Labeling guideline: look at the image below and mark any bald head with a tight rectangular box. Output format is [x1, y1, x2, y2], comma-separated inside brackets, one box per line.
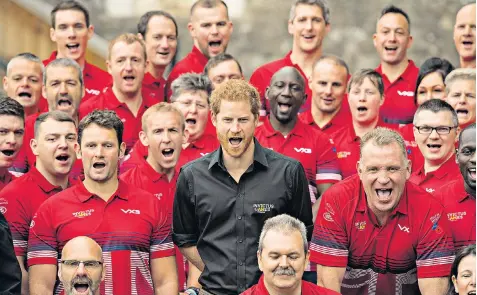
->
[270, 66, 305, 90]
[62, 236, 102, 261]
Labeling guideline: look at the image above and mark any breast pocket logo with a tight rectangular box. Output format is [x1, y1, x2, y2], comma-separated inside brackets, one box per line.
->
[253, 204, 274, 214]
[72, 209, 94, 218]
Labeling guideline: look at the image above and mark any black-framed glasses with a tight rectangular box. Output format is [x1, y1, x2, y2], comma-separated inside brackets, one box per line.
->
[60, 260, 102, 270]
[414, 126, 457, 135]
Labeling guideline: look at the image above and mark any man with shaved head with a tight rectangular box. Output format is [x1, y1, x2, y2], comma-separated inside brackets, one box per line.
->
[454, 3, 476, 69]
[59, 236, 104, 295]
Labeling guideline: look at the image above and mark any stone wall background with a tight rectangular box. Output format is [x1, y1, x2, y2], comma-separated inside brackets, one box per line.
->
[41, 0, 475, 78]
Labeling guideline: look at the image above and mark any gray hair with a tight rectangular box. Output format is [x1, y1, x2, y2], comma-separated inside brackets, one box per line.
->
[170, 73, 213, 103]
[445, 68, 476, 95]
[360, 127, 408, 163]
[43, 58, 84, 90]
[258, 214, 308, 254]
[413, 99, 459, 128]
[6, 53, 44, 76]
[289, 0, 330, 25]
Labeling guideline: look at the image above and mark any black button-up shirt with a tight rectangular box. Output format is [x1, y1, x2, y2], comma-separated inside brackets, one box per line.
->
[173, 139, 313, 295]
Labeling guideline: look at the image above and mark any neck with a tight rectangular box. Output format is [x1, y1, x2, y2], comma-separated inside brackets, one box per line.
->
[265, 280, 302, 295]
[56, 52, 86, 69]
[35, 161, 69, 189]
[147, 63, 166, 80]
[269, 115, 297, 137]
[311, 105, 340, 128]
[146, 155, 175, 182]
[112, 86, 143, 116]
[222, 139, 255, 175]
[460, 57, 476, 69]
[424, 152, 454, 174]
[380, 59, 409, 83]
[83, 176, 119, 202]
[0, 167, 8, 180]
[24, 105, 39, 117]
[352, 117, 379, 138]
[290, 46, 322, 78]
[464, 182, 476, 199]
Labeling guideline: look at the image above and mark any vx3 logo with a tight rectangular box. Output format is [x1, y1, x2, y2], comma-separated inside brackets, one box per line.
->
[294, 148, 312, 154]
[397, 90, 414, 97]
[121, 209, 141, 214]
[398, 224, 410, 233]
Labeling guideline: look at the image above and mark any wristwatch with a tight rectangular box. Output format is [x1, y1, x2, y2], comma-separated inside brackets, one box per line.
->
[184, 287, 200, 295]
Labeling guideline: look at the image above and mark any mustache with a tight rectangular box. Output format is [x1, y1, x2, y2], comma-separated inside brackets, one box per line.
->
[273, 267, 296, 276]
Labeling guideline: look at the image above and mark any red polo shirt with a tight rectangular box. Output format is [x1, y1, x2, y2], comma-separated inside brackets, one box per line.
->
[298, 107, 352, 136]
[399, 124, 424, 171]
[79, 87, 156, 153]
[435, 178, 476, 250]
[330, 121, 396, 179]
[375, 60, 419, 124]
[40, 51, 110, 110]
[119, 159, 187, 290]
[310, 175, 455, 295]
[143, 72, 166, 102]
[0, 167, 64, 257]
[409, 155, 462, 195]
[249, 51, 312, 119]
[165, 46, 208, 99]
[17, 113, 83, 180]
[0, 171, 18, 192]
[120, 133, 219, 174]
[255, 118, 342, 204]
[27, 179, 174, 295]
[241, 274, 340, 295]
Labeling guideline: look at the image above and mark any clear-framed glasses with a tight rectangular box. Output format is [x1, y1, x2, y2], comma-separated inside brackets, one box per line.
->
[60, 260, 102, 271]
[363, 166, 407, 176]
[414, 126, 457, 135]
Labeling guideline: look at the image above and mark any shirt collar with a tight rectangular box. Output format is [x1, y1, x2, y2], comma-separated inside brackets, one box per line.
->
[347, 119, 390, 144]
[30, 166, 64, 193]
[191, 46, 209, 66]
[299, 110, 315, 126]
[356, 177, 408, 216]
[188, 133, 214, 150]
[75, 179, 129, 202]
[376, 60, 416, 83]
[48, 51, 93, 78]
[416, 154, 458, 179]
[208, 138, 269, 170]
[262, 117, 307, 138]
[101, 87, 155, 110]
[139, 158, 176, 183]
[143, 72, 165, 87]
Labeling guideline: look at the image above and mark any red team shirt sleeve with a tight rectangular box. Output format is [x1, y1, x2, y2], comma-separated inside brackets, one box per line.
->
[415, 203, 455, 278]
[316, 133, 342, 185]
[1, 190, 29, 257]
[27, 201, 58, 266]
[309, 189, 349, 267]
[150, 198, 175, 259]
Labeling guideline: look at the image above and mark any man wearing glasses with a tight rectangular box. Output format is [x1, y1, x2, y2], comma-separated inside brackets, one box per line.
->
[409, 99, 462, 194]
[310, 127, 455, 295]
[58, 236, 104, 295]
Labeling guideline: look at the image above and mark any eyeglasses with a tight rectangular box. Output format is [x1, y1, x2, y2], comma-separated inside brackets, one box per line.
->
[414, 126, 457, 135]
[60, 260, 102, 271]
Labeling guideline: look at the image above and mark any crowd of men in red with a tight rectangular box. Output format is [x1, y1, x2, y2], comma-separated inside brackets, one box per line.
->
[0, 0, 475, 294]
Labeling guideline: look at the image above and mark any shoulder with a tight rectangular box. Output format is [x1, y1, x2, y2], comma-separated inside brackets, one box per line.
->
[86, 62, 109, 78]
[406, 181, 444, 212]
[251, 57, 288, 77]
[322, 175, 361, 207]
[302, 280, 341, 295]
[240, 285, 258, 295]
[0, 172, 31, 198]
[433, 178, 464, 205]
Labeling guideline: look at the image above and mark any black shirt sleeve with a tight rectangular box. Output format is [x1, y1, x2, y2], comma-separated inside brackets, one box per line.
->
[0, 212, 21, 295]
[289, 162, 314, 241]
[173, 168, 199, 247]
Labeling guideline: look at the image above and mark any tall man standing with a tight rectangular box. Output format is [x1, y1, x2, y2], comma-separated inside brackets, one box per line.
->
[173, 79, 313, 295]
[250, 0, 331, 119]
[166, 0, 233, 97]
[454, 3, 476, 69]
[45, 0, 110, 103]
[373, 5, 419, 124]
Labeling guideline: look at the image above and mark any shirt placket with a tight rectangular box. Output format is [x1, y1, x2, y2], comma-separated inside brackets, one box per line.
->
[374, 216, 399, 295]
[235, 176, 247, 293]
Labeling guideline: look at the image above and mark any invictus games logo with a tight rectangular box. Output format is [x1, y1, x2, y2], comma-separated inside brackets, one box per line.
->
[72, 209, 94, 218]
[337, 151, 351, 159]
[253, 204, 274, 214]
[447, 211, 466, 222]
[355, 221, 366, 231]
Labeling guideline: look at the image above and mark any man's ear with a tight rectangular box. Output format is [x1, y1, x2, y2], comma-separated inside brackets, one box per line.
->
[257, 251, 263, 272]
[182, 128, 190, 144]
[139, 130, 149, 147]
[75, 143, 82, 160]
[31, 138, 39, 156]
[119, 142, 127, 159]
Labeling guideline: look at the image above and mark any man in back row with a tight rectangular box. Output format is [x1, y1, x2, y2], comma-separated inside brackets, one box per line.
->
[250, 0, 331, 119]
[166, 0, 233, 98]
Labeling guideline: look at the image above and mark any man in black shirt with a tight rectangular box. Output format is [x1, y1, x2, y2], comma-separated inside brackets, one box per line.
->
[173, 79, 313, 295]
[0, 212, 22, 295]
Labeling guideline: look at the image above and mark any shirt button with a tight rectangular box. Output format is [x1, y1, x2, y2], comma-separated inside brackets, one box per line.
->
[237, 216, 242, 220]
[238, 239, 243, 243]
[239, 261, 243, 265]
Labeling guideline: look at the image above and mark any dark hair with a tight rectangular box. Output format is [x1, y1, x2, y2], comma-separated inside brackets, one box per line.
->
[459, 122, 476, 145]
[414, 57, 455, 105]
[51, 0, 90, 28]
[448, 244, 476, 295]
[78, 110, 123, 146]
[34, 111, 76, 139]
[190, 0, 229, 19]
[137, 10, 178, 39]
[0, 96, 25, 123]
[413, 99, 459, 127]
[203, 53, 243, 76]
[379, 5, 411, 33]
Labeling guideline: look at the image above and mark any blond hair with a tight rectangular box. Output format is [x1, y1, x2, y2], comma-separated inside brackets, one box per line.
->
[445, 68, 476, 95]
[210, 79, 261, 117]
[141, 102, 185, 133]
[108, 33, 147, 61]
[360, 127, 407, 161]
